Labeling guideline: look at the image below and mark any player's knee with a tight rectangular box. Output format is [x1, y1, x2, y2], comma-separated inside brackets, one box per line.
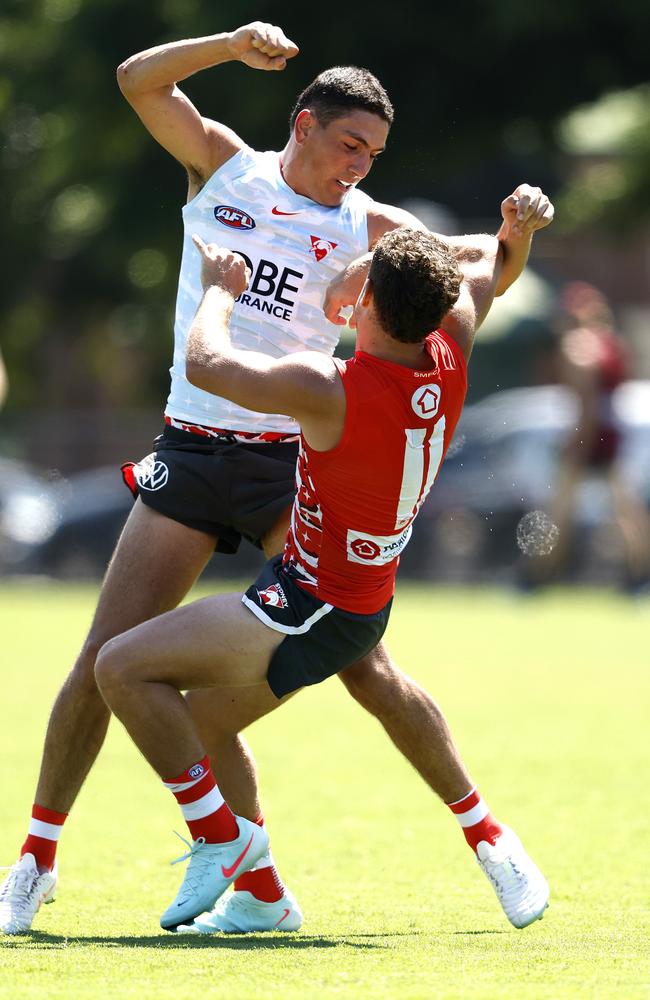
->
[71, 623, 125, 687]
[94, 636, 133, 707]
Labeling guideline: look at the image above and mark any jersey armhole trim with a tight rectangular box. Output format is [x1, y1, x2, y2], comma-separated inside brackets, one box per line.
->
[304, 356, 356, 459]
[182, 144, 255, 215]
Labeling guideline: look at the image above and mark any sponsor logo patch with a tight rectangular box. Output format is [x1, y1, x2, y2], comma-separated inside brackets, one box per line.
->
[411, 384, 441, 419]
[272, 206, 301, 216]
[234, 252, 304, 323]
[214, 205, 256, 230]
[309, 236, 338, 262]
[258, 583, 288, 608]
[134, 455, 169, 492]
[350, 539, 381, 561]
[188, 764, 205, 779]
[346, 525, 413, 566]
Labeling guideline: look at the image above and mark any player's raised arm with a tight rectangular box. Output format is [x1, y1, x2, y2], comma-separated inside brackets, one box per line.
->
[116, 23, 299, 188]
[441, 184, 554, 361]
[186, 237, 344, 447]
[324, 189, 553, 326]
[324, 203, 428, 326]
[492, 184, 554, 296]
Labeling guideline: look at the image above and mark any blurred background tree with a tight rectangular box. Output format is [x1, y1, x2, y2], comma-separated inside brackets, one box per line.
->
[1, 0, 649, 430]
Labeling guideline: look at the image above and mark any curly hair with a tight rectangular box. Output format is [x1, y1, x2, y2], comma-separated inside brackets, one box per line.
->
[289, 66, 394, 130]
[368, 229, 462, 344]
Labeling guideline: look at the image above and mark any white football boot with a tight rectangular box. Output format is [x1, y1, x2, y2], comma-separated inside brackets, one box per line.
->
[0, 854, 57, 935]
[160, 818, 269, 931]
[476, 825, 549, 928]
[178, 886, 303, 934]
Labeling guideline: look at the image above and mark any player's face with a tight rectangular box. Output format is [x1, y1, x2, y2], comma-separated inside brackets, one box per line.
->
[301, 110, 389, 206]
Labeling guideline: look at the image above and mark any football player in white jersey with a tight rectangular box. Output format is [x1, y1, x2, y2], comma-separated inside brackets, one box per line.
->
[0, 21, 549, 936]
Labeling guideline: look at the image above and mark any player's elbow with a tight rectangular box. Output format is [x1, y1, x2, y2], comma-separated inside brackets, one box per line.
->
[116, 60, 133, 94]
[185, 356, 213, 393]
[116, 58, 147, 98]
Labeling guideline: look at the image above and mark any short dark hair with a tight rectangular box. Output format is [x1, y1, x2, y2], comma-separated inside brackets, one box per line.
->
[368, 229, 462, 344]
[289, 66, 394, 130]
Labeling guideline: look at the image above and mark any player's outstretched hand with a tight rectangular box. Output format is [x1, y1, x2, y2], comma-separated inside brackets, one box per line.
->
[227, 22, 299, 71]
[502, 185, 554, 237]
[192, 235, 251, 297]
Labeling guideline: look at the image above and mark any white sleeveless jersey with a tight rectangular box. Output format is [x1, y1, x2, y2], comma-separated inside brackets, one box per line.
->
[166, 145, 372, 433]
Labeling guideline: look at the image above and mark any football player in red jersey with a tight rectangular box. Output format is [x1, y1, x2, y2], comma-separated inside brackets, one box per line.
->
[0, 18, 550, 936]
[93, 192, 554, 934]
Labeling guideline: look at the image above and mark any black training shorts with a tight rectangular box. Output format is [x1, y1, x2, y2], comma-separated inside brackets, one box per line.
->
[121, 425, 298, 554]
[243, 555, 393, 699]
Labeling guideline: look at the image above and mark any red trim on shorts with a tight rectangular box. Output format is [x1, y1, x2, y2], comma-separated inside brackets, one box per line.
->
[164, 415, 299, 444]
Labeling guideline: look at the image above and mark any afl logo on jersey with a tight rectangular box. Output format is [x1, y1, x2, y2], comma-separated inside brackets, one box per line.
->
[134, 456, 170, 492]
[411, 384, 441, 419]
[214, 205, 256, 230]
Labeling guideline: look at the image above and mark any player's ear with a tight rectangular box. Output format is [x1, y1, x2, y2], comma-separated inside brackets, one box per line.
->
[294, 109, 314, 144]
[360, 277, 374, 308]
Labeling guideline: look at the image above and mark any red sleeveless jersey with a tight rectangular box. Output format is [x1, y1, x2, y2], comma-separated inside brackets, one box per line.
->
[282, 329, 468, 613]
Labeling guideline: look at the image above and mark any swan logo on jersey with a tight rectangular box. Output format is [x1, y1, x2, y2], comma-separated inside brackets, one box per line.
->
[346, 525, 413, 566]
[188, 764, 205, 779]
[134, 455, 169, 492]
[214, 205, 256, 230]
[258, 583, 288, 608]
[411, 384, 441, 419]
[309, 236, 338, 262]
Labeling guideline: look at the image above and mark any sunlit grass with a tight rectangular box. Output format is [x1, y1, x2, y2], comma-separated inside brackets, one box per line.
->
[1, 581, 648, 998]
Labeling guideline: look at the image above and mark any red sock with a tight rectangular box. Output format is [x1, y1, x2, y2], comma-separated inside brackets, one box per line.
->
[233, 814, 285, 903]
[21, 804, 68, 871]
[448, 788, 503, 852]
[163, 756, 238, 843]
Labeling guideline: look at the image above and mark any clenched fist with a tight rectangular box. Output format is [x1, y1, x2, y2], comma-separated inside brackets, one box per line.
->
[227, 22, 299, 71]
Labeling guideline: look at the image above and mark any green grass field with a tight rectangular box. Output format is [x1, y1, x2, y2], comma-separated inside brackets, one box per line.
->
[1, 581, 648, 999]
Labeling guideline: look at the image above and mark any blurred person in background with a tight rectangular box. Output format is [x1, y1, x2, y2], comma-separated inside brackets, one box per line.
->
[529, 282, 650, 590]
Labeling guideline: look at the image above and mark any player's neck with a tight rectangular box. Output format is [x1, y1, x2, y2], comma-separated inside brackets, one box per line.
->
[279, 144, 313, 201]
[356, 327, 433, 371]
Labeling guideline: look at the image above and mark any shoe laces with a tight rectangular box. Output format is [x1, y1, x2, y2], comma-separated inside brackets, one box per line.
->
[170, 831, 205, 866]
[0, 862, 38, 909]
[169, 833, 218, 899]
[481, 853, 528, 903]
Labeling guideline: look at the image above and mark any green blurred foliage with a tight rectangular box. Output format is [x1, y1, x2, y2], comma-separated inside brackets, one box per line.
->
[1, 0, 649, 411]
[556, 85, 650, 232]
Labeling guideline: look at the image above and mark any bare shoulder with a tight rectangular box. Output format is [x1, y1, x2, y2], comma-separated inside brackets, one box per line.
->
[446, 233, 499, 266]
[277, 350, 340, 384]
[202, 117, 246, 174]
[181, 117, 246, 196]
[440, 285, 476, 363]
[367, 201, 427, 247]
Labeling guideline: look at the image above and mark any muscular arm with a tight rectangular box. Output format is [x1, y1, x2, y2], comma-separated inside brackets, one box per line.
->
[440, 235, 504, 362]
[324, 184, 553, 328]
[493, 185, 553, 296]
[185, 240, 345, 450]
[116, 23, 298, 191]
